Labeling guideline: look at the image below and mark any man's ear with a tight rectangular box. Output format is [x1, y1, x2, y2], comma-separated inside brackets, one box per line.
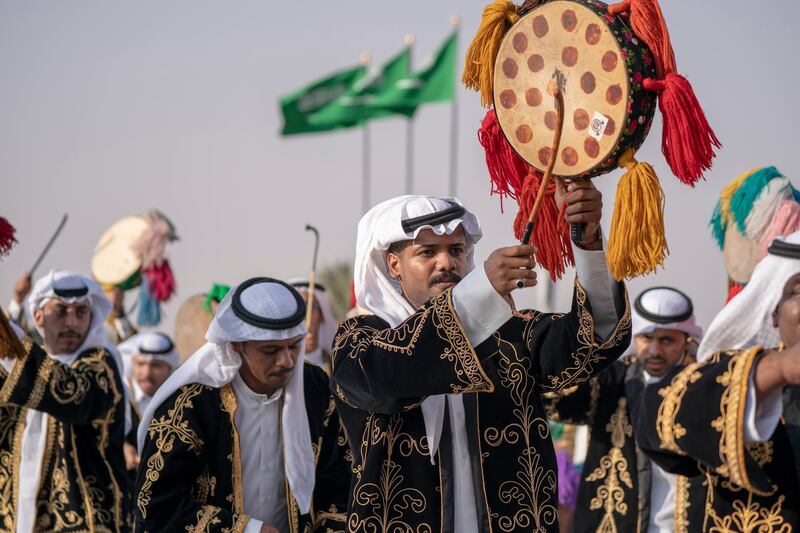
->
[772, 304, 781, 328]
[386, 252, 402, 280]
[33, 308, 44, 328]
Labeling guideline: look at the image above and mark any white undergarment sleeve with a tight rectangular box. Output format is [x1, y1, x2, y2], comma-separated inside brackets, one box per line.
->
[572, 238, 621, 340]
[451, 265, 513, 347]
[744, 364, 784, 443]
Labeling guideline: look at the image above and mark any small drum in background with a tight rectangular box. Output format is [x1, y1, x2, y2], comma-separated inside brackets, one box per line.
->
[91, 215, 149, 288]
[493, 0, 656, 178]
[174, 294, 216, 364]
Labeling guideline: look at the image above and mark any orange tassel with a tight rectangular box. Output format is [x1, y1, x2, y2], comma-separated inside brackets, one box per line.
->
[514, 170, 574, 281]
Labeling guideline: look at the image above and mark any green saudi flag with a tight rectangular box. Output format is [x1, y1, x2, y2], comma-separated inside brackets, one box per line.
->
[279, 65, 367, 136]
[369, 31, 457, 111]
[309, 48, 415, 127]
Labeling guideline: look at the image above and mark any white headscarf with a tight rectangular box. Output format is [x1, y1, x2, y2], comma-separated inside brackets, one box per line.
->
[138, 278, 315, 513]
[632, 287, 703, 340]
[119, 331, 180, 380]
[289, 278, 337, 367]
[699, 231, 800, 361]
[354, 195, 482, 463]
[8, 271, 125, 533]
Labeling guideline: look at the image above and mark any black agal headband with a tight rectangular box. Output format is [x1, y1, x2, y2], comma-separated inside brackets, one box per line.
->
[634, 286, 694, 324]
[401, 202, 466, 234]
[231, 277, 306, 330]
[768, 239, 800, 260]
[53, 284, 89, 298]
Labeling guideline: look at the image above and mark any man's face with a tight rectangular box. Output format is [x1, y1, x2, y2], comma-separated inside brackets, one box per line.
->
[34, 299, 92, 354]
[299, 293, 323, 353]
[773, 273, 800, 348]
[131, 355, 172, 397]
[386, 228, 468, 309]
[634, 328, 690, 377]
[233, 336, 304, 395]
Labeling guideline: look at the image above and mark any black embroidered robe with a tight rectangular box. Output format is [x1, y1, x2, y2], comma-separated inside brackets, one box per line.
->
[635, 347, 800, 532]
[0, 340, 129, 532]
[544, 355, 705, 532]
[330, 283, 631, 533]
[134, 361, 350, 533]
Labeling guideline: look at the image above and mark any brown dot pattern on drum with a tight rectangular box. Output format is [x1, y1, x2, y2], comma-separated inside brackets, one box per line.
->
[585, 23, 601, 45]
[573, 109, 590, 130]
[562, 46, 578, 67]
[580, 72, 596, 94]
[544, 111, 557, 131]
[516, 124, 534, 143]
[492, 2, 630, 177]
[502, 58, 519, 78]
[604, 116, 616, 135]
[538, 147, 552, 166]
[533, 15, 549, 38]
[584, 137, 600, 158]
[601, 50, 618, 72]
[527, 54, 545, 73]
[526, 88, 543, 107]
[513, 32, 528, 53]
[562, 147, 579, 166]
[606, 84, 623, 105]
[561, 9, 577, 31]
[499, 89, 517, 109]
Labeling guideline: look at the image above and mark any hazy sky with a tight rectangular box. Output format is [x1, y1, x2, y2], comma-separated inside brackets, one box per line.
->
[1, 1, 798, 334]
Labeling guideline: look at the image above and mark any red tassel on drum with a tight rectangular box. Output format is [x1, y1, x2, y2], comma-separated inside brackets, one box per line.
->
[608, 0, 720, 186]
[644, 74, 721, 186]
[479, 109, 529, 211]
[514, 170, 574, 281]
[142, 259, 176, 302]
[0, 217, 17, 257]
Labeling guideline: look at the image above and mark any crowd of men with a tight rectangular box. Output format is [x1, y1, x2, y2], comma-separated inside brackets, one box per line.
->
[2, 182, 800, 532]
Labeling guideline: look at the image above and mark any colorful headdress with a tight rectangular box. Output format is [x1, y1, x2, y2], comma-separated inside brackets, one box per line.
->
[463, 0, 719, 280]
[709, 166, 800, 301]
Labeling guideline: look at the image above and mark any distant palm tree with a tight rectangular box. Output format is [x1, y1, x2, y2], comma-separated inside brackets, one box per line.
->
[318, 261, 354, 322]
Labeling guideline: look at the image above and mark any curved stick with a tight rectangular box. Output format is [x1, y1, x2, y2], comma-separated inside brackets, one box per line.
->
[31, 213, 68, 275]
[304, 225, 320, 329]
[517, 72, 566, 290]
[520, 72, 565, 246]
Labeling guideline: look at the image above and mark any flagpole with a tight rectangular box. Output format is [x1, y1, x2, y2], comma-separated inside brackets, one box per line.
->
[360, 52, 371, 214]
[404, 34, 415, 195]
[448, 16, 461, 197]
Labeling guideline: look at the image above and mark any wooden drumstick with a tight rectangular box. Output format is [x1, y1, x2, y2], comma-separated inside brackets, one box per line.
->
[517, 70, 566, 289]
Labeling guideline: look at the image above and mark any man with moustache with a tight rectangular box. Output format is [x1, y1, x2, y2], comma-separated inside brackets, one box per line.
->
[545, 286, 704, 532]
[134, 277, 350, 533]
[0, 270, 129, 532]
[331, 191, 631, 533]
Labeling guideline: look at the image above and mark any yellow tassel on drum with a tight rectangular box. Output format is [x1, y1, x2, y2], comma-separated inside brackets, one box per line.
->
[608, 149, 669, 280]
[462, 0, 519, 107]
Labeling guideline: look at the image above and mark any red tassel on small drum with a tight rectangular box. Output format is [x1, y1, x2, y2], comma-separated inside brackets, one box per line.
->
[479, 109, 529, 211]
[0, 217, 17, 257]
[142, 259, 176, 302]
[514, 170, 574, 281]
[643, 74, 721, 186]
[608, 0, 720, 186]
